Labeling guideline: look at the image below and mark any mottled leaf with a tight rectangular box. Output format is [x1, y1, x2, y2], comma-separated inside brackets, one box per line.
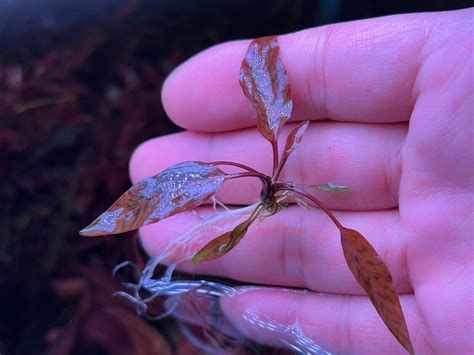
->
[192, 214, 255, 263]
[239, 36, 293, 145]
[340, 227, 414, 354]
[80, 161, 225, 237]
[315, 183, 349, 192]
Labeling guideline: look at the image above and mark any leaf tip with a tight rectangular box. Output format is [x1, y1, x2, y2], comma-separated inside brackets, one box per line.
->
[190, 254, 202, 263]
[79, 221, 109, 237]
[78, 208, 123, 237]
[339, 227, 414, 354]
[191, 247, 222, 264]
[78, 227, 92, 237]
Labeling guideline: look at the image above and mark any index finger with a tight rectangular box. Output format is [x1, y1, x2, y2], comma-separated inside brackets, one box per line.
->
[162, 11, 448, 131]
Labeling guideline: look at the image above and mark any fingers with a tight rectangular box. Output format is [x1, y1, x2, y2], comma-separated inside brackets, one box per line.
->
[161, 12, 449, 132]
[140, 206, 411, 295]
[219, 288, 424, 354]
[130, 121, 405, 210]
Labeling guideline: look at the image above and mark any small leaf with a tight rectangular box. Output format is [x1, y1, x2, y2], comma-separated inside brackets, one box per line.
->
[340, 227, 414, 354]
[315, 183, 349, 192]
[192, 213, 256, 263]
[239, 36, 293, 145]
[274, 121, 309, 179]
[283, 121, 309, 155]
[191, 232, 233, 263]
[80, 161, 225, 237]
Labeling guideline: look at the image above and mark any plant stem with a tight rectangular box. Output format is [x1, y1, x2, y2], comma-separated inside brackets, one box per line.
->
[272, 142, 279, 176]
[281, 185, 343, 230]
[248, 203, 264, 223]
[212, 161, 261, 174]
[225, 172, 270, 185]
[272, 155, 288, 182]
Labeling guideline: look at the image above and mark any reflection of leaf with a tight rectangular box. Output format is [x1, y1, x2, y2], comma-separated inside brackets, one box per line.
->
[239, 36, 292, 145]
[80, 161, 225, 236]
[192, 207, 261, 263]
[340, 228, 413, 354]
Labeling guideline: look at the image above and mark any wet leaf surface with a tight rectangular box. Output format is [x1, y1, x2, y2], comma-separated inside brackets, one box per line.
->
[80, 161, 225, 236]
[239, 36, 293, 145]
[340, 227, 414, 354]
[192, 216, 255, 263]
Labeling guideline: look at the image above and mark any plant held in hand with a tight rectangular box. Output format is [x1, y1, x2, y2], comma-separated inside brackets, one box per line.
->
[81, 36, 414, 354]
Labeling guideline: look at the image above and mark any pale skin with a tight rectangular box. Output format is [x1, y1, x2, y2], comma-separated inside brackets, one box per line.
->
[129, 9, 473, 354]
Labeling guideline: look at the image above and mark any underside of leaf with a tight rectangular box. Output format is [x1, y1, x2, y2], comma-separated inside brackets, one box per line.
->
[239, 36, 293, 145]
[192, 206, 262, 263]
[340, 227, 414, 354]
[80, 161, 225, 237]
[191, 232, 233, 263]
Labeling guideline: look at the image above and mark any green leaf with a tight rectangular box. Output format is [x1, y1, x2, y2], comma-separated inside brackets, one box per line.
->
[315, 183, 349, 192]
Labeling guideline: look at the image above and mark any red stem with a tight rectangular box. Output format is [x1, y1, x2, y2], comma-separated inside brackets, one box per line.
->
[225, 171, 270, 185]
[281, 185, 344, 230]
[272, 142, 279, 176]
[272, 154, 288, 182]
[212, 161, 261, 174]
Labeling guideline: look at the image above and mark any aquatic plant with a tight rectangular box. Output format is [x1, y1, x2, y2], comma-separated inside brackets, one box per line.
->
[81, 36, 413, 354]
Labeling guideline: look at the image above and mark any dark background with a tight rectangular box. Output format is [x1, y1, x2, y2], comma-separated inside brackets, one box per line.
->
[0, 1, 471, 354]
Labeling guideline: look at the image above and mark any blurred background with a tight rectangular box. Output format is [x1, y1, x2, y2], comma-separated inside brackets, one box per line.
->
[0, 1, 471, 354]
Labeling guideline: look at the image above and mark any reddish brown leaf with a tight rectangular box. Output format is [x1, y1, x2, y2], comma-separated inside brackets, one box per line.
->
[191, 232, 232, 263]
[274, 121, 309, 179]
[340, 227, 414, 354]
[283, 121, 309, 155]
[192, 210, 259, 263]
[239, 36, 293, 145]
[80, 161, 225, 236]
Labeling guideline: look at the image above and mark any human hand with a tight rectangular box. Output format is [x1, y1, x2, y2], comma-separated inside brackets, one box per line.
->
[130, 9, 473, 354]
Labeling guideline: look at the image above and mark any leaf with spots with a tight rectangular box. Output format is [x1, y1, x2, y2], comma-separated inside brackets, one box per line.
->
[239, 36, 293, 172]
[340, 227, 414, 354]
[274, 121, 309, 179]
[80, 161, 226, 237]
